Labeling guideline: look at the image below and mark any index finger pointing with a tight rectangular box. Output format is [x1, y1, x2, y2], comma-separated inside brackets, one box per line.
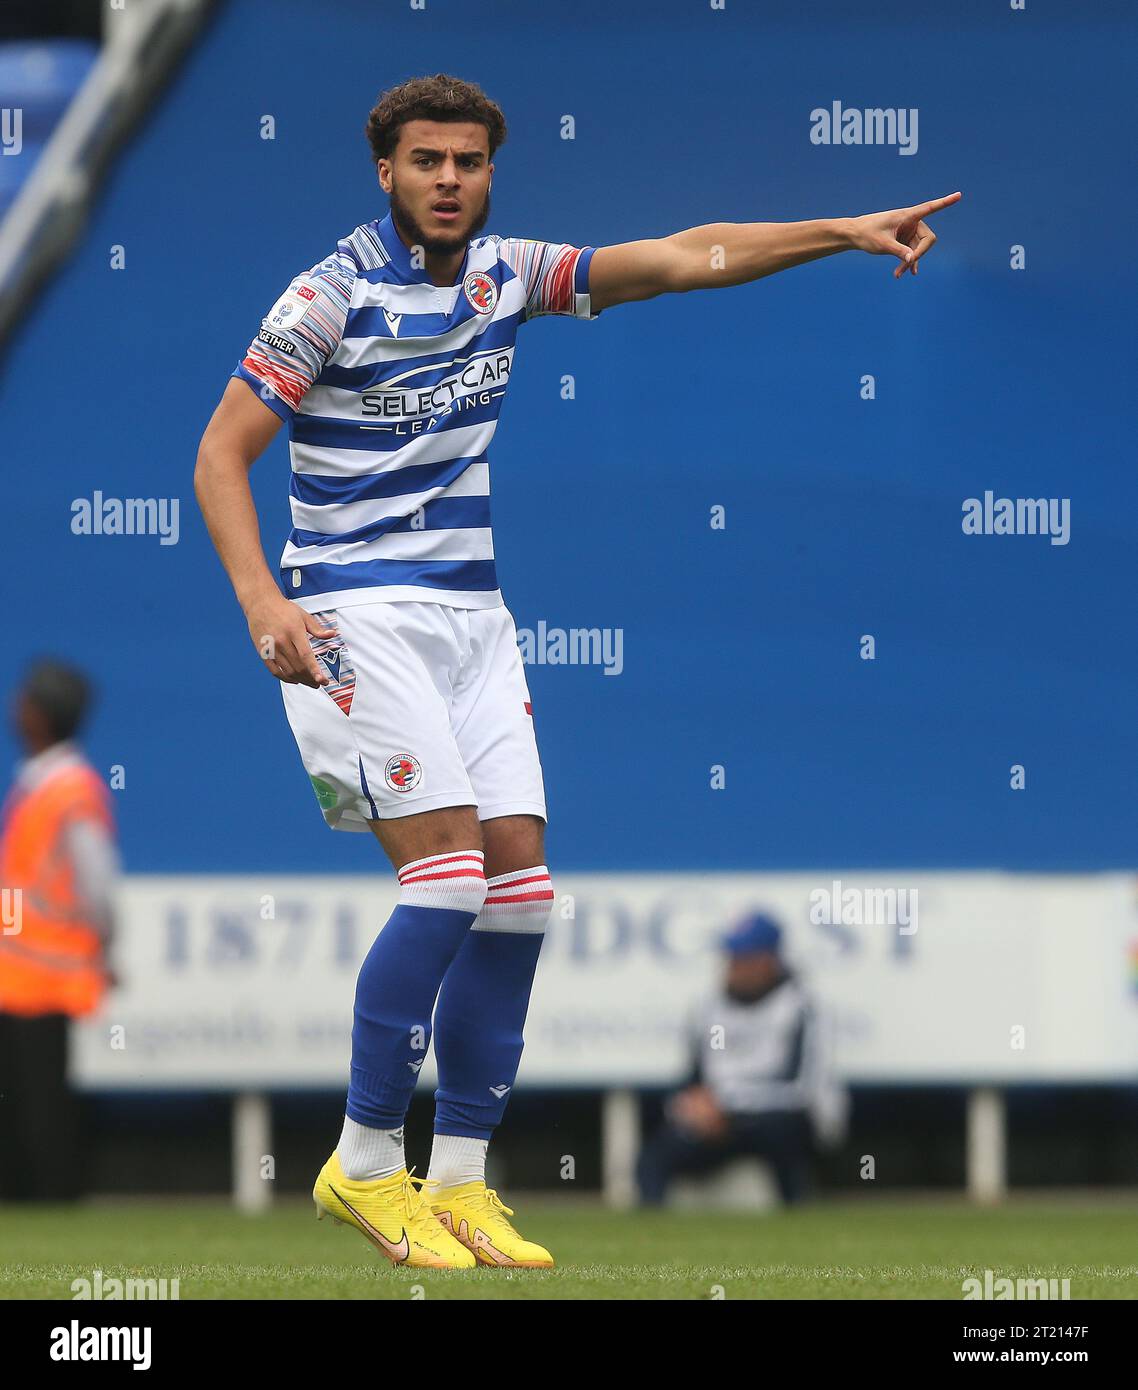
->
[917, 191, 962, 218]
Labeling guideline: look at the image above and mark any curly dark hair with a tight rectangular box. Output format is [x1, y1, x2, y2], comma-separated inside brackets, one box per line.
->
[365, 74, 507, 164]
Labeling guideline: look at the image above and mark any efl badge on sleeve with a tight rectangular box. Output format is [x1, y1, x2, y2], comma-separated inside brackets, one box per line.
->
[267, 280, 318, 330]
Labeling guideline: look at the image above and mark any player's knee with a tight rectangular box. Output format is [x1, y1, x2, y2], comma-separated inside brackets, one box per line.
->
[482, 814, 544, 877]
[370, 805, 483, 869]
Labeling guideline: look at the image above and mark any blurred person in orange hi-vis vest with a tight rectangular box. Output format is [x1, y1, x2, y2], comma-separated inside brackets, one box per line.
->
[0, 659, 120, 1201]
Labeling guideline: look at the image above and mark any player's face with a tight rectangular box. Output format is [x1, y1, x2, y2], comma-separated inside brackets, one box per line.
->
[381, 119, 493, 256]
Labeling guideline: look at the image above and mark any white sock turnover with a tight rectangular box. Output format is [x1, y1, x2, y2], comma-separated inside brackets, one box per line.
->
[427, 1134, 488, 1189]
[337, 1115, 406, 1181]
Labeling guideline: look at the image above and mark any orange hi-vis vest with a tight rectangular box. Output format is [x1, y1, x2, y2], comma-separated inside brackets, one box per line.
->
[0, 758, 114, 1017]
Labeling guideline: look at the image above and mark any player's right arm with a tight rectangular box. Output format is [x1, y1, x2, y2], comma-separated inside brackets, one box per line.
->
[196, 255, 354, 687]
[195, 381, 331, 688]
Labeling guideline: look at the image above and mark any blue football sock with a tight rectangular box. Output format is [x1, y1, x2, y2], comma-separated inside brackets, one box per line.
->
[433, 866, 554, 1140]
[345, 850, 486, 1130]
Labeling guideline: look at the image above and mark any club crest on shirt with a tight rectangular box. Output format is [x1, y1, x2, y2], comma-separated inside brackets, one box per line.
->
[462, 270, 497, 315]
[385, 753, 422, 792]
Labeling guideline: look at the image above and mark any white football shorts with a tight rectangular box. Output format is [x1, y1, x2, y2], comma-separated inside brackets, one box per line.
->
[279, 601, 547, 830]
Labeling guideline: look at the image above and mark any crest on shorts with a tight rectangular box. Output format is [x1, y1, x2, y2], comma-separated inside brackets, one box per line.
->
[385, 753, 422, 793]
[462, 270, 497, 315]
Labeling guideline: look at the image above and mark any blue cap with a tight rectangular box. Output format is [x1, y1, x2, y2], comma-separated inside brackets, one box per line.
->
[721, 912, 782, 957]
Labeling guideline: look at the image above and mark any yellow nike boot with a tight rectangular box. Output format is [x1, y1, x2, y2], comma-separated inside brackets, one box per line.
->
[313, 1152, 476, 1269]
[430, 1181, 554, 1268]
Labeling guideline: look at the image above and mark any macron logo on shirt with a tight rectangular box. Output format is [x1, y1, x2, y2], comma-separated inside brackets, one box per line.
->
[383, 307, 402, 338]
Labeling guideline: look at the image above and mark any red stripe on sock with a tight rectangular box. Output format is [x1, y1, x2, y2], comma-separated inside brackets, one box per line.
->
[485, 890, 556, 904]
[401, 874, 486, 890]
[399, 852, 484, 872]
[399, 853, 484, 881]
[486, 873, 551, 891]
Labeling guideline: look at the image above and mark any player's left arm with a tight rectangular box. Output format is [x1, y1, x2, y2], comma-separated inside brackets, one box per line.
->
[587, 191, 962, 311]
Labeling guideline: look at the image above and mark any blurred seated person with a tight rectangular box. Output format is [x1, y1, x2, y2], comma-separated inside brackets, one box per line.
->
[637, 912, 846, 1206]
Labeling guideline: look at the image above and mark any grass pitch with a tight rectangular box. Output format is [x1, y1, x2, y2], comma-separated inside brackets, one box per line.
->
[2, 1194, 1136, 1300]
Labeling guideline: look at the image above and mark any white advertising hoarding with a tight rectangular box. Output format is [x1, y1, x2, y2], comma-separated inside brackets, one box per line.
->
[72, 873, 1138, 1090]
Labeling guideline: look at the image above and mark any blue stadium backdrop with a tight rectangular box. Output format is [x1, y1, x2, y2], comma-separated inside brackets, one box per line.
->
[2, 0, 1135, 873]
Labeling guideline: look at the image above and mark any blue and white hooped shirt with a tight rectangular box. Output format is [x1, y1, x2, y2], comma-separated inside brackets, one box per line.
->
[232, 213, 600, 612]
